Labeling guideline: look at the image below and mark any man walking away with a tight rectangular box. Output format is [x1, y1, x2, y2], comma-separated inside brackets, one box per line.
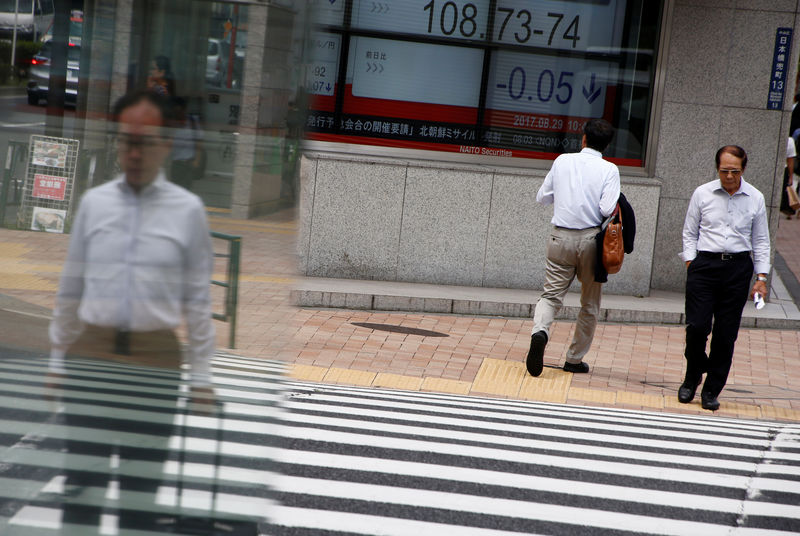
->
[526, 119, 621, 377]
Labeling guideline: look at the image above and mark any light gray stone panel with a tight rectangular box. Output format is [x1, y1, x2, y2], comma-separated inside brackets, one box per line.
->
[650, 197, 693, 292]
[603, 184, 661, 296]
[724, 11, 794, 109]
[734, 0, 797, 12]
[482, 172, 550, 289]
[397, 167, 493, 286]
[655, 102, 722, 199]
[720, 107, 784, 205]
[297, 155, 316, 274]
[306, 159, 406, 280]
[342, 293, 374, 310]
[291, 289, 321, 306]
[373, 295, 426, 312]
[452, 300, 532, 317]
[604, 309, 684, 325]
[265, 7, 295, 51]
[674, 0, 728, 6]
[663, 6, 734, 106]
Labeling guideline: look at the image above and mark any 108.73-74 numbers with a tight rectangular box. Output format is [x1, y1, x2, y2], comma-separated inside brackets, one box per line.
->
[422, 1, 581, 48]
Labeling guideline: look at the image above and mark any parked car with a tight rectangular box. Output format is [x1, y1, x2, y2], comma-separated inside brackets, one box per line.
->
[206, 38, 227, 87]
[26, 40, 80, 106]
[207, 36, 245, 89]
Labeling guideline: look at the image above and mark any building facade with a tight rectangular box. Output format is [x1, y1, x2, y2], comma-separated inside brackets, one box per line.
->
[297, 0, 800, 295]
[69, 0, 300, 219]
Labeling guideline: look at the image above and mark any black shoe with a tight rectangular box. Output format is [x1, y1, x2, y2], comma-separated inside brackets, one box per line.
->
[701, 392, 720, 411]
[563, 361, 589, 373]
[526, 331, 547, 377]
[677, 377, 701, 404]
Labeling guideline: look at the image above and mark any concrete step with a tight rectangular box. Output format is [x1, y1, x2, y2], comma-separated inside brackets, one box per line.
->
[293, 273, 800, 330]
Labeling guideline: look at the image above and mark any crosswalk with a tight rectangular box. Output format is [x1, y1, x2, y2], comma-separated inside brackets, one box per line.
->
[0, 351, 284, 535]
[1, 352, 799, 535]
[271, 377, 800, 535]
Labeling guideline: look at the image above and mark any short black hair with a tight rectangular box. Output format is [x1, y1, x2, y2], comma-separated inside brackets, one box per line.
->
[111, 89, 173, 125]
[715, 145, 748, 170]
[583, 119, 615, 152]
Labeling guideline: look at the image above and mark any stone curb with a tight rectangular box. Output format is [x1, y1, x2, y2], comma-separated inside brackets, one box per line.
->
[292, 280, 800, 330]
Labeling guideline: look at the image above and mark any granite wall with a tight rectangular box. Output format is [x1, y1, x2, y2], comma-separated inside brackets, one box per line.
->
[298, 154, 660, 296]
[650, 0, 800, 291]
[297, 1, 800, 295]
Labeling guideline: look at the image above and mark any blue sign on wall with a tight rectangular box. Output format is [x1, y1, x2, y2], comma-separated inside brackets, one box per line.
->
[767, 27, 793, 110]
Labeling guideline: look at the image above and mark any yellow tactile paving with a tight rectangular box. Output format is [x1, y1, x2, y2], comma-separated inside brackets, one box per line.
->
[210, 272, 294, 285]
[718, 402, 762, 420]
[470, 358, 526, 397]
[286, 363, 785, 423]
[568, 387, 617, 405]
[373, 373, 424, 391]
[420, 377, 472, 395]
[761, 406, 800, 422]
[212, 222, 296, 234]
[0, 274, 57, 291]
[615, 391, 665, 409]
[323, 367, 376, 386]
[0, 260, 61, 273]
[289, 364, 328, 382]
[239, 275, 295, 284]
[519, 367, 571, 403]
[0, 242, 31, 258]
[663, 396, 703, 412]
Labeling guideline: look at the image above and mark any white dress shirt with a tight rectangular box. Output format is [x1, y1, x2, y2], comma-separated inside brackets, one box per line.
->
[536, 147, 621, 229]
[681, 178, 771, 274]
[49, 172, 215, 384]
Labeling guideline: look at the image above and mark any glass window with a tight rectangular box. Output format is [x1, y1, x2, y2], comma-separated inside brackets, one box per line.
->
[304, 0, 663, 166]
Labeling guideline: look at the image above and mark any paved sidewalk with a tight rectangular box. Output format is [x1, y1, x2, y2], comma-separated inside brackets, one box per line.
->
[1, 208, 799, 422]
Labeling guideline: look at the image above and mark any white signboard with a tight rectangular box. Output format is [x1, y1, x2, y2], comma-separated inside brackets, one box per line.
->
[306, 31, 340, 97]
[492, 0, 626, 51]
[487, 51, 613, 118]
[351, 36, 484, 107]
[353, 0, 491, 42]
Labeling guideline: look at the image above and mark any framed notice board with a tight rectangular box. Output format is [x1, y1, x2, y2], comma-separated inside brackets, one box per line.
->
[19, 135, 80, 233]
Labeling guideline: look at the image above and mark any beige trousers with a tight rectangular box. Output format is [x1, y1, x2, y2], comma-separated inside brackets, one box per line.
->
[532, 226, 602, 364]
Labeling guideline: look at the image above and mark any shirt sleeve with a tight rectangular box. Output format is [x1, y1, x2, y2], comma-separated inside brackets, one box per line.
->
[788, 137, 797, 159]
[751, 193, 771, 274]
[182, 201, 216, 386]
[681, 190, 701, 262]
[49, 196, 89, 368]
[599, 166, 621, 218]
[536, 164, 555, 205]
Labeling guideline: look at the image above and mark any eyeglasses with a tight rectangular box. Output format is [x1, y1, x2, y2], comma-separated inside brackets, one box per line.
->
[115, 135, 164, 152]
[719, 169, 743, 176]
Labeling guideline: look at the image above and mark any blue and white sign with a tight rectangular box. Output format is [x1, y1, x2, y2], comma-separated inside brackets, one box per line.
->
[767, 27, 792, 110]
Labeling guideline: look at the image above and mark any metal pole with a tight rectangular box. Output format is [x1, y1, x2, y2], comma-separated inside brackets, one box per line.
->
[10, 0, 19, 80]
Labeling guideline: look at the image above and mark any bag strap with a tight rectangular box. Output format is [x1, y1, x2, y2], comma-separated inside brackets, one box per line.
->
[601, 203, 621, 231]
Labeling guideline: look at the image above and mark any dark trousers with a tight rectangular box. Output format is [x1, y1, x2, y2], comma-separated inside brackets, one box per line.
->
[684, 254, 753, 398]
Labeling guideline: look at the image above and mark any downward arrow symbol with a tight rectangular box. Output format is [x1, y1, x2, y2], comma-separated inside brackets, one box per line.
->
[582, 74, 602, 104]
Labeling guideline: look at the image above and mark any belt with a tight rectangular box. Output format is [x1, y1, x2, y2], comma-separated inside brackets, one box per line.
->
[554, 225, 601, 231]
[697, 251, 750, 261]
[83, 325, 175, 356]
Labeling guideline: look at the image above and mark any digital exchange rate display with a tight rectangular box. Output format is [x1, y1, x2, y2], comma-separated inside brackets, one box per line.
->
[305, 0, 654, 165]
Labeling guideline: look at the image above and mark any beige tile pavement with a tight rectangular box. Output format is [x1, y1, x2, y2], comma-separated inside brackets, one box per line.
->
[1, 207, 799, 423]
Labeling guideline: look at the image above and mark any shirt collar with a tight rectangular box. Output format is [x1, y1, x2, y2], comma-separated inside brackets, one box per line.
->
[713, 177, 750, 196]
[580, 147, 603, 158]
[116, 170, 168, 196]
